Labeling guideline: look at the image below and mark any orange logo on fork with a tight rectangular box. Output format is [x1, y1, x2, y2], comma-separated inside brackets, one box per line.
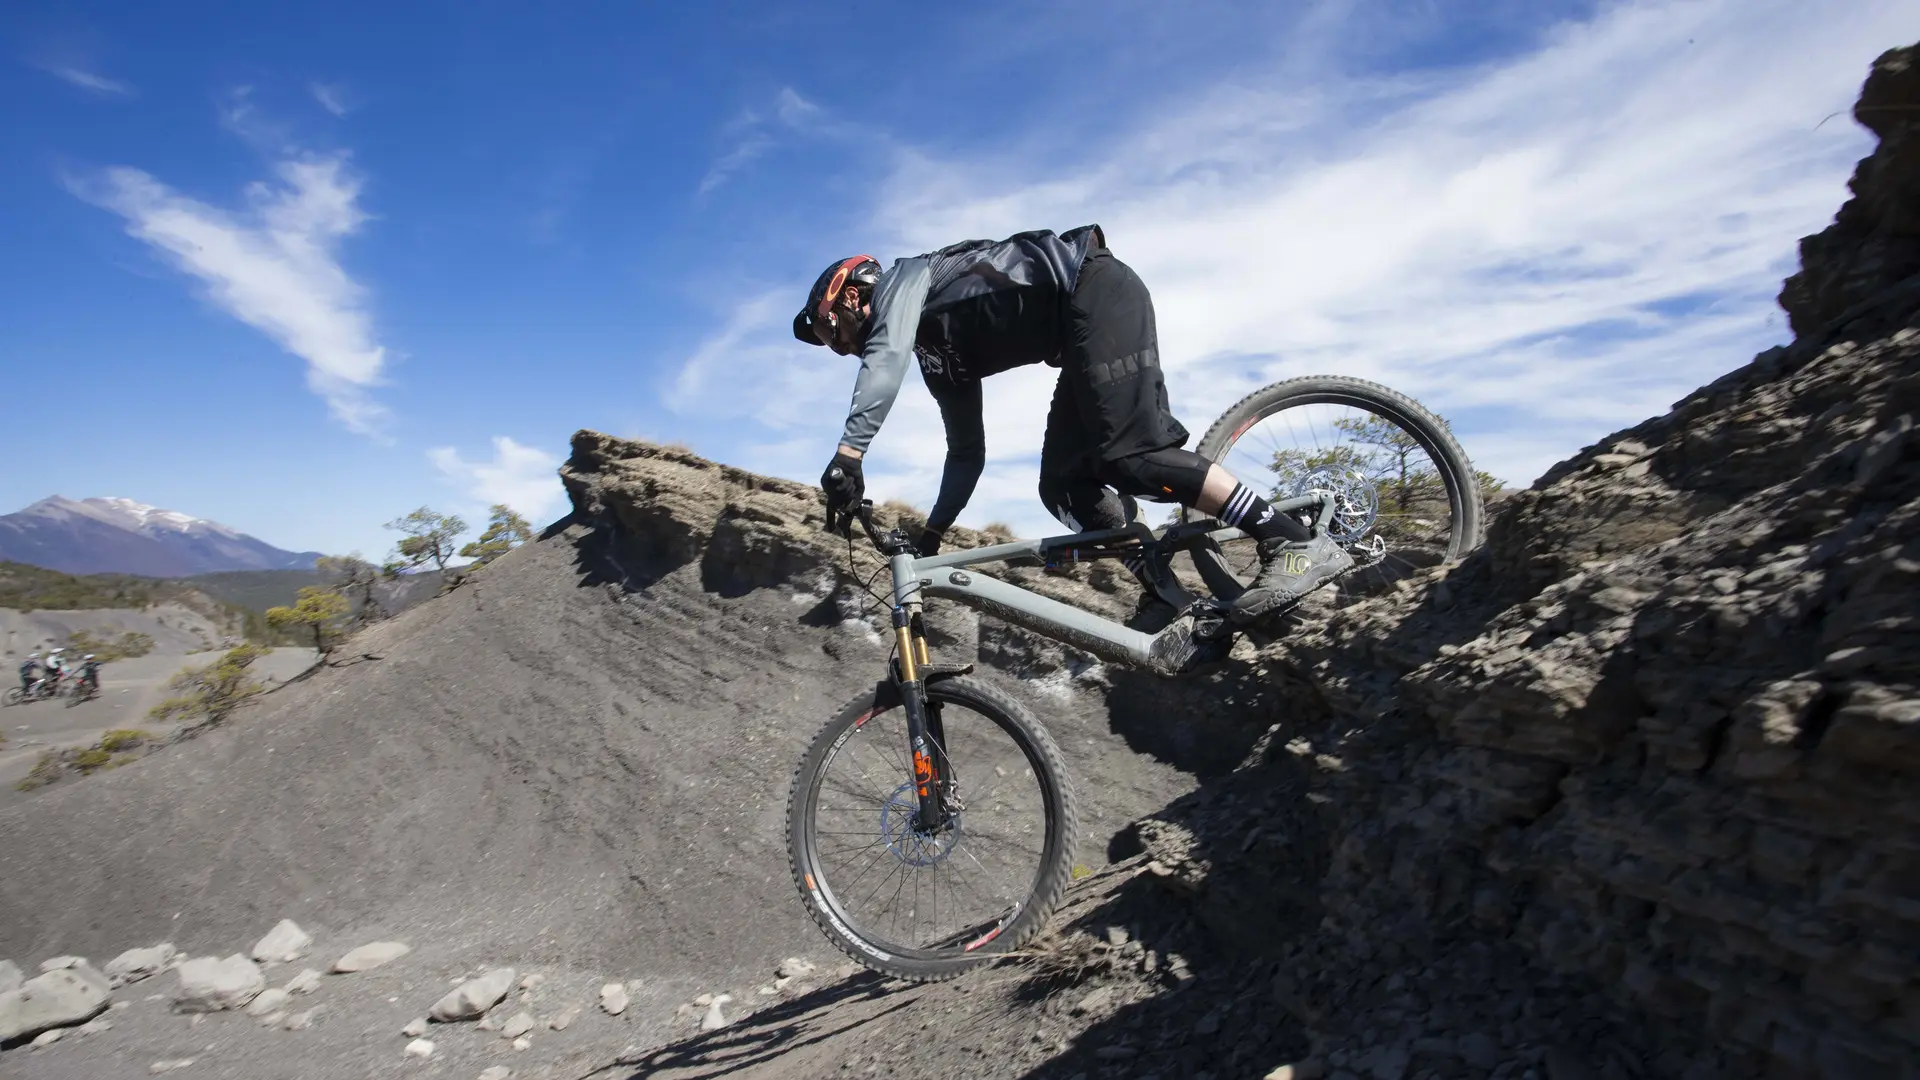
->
[913, 749, 936, 797]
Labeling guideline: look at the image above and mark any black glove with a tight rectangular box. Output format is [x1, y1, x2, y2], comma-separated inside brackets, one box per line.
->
[913, 527, 943, 557]
[820, 451, 865, 528]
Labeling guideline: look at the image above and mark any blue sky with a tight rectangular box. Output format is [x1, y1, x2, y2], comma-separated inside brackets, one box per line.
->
[1, 1, 1911, 562]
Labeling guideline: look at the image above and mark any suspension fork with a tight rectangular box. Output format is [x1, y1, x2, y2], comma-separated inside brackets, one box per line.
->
[890, 601, 951, 833]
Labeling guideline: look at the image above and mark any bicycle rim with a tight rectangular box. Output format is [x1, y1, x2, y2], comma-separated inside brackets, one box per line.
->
[1193, 377, 1483, 599]
[797, 690, 1062, 968]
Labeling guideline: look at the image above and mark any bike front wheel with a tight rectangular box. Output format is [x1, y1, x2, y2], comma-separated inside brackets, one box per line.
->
[2, 687, 21, 706]
[1186, 375, 1486, 601]
[787, 675, 1078, 982]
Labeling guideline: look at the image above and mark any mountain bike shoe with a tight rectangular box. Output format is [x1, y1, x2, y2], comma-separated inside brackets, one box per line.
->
[1231, 534, 1356, 620]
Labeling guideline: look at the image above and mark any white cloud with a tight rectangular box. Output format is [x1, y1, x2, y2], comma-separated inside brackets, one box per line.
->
[311, 82, 350, 117]
[43, 65, 133, 96]
[428, 437, 567, 524]
[670, 0, 1907, 538]
[698, 88, 828, 195]
[73, 153, 392, 435]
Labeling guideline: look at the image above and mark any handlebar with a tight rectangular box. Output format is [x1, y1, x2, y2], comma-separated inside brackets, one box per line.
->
[825, 476, 915, 557]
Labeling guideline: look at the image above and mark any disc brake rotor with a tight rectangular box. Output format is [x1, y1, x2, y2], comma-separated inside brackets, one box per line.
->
[1285, 466, 1380, 545]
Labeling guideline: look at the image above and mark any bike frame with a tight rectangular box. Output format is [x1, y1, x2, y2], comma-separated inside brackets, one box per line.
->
[841, 492, 1337, 833]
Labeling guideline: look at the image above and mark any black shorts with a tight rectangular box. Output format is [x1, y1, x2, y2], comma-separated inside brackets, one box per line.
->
[1039, 249, 1189, 484]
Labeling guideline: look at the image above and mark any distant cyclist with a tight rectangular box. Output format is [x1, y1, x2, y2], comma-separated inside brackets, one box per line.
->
[797, 225, 1351, 617]
[18, 653, 39, 697]
[77, 655, 102, 697]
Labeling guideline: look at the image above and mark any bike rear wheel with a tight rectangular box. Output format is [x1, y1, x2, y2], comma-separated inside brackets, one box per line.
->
[1186, 375, 1485, 602]
[788, 675, 1077, 982]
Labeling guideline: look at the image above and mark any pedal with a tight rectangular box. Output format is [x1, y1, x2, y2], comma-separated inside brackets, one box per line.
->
[1347, 534, 1387, 568]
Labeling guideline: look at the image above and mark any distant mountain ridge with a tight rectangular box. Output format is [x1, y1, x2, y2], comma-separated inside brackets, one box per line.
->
[0, 496, 322, 577]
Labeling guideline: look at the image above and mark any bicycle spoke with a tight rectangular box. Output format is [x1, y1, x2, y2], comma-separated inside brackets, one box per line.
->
[806, 695, 1052, 957]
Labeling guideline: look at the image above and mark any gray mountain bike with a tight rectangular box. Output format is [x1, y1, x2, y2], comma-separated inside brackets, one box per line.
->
[787, 375, 1483, 981]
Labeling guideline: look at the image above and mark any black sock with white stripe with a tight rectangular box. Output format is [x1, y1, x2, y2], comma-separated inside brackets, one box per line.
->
[1218, 483, 1308, 543]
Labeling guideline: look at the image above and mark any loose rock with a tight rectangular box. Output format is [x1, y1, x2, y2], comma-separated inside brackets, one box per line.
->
[501, 1011, 536, 1039]
[37, 956, 85, 972]
[282, 969, 323, 995]
[0, 964, 112, 1041]
[104, 944, 179, 988]
[405, 1037, 435, 1058]
[549, 1003, 581, 1030]
[173, 954, 265, 1013]
[30, 1027, 64, 1048]
[431, 967, 516, 1022]
[149, 1061, 195, 1075]
[282, 1007, 319, 1031]
[251, 919, 313, 963]
[331, 941, 410, 973]
[600, 982, 629, 1015]
[246, 988, 291, 1018]
[404, 1017, 428, 1037]
[478, 1069, 512, 1080]
[700, 994, 733, 1032]
[519, 973, 545, 991]
[77, 1017, 112, 1035]
[776, 957, 817, 979]
[512, 1035, 532, 1050]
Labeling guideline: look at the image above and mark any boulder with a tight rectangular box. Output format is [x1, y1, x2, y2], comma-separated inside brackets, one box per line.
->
[599, 982, 628, 1016]
[104, 944, 179, 988]
[173, 954, 265, 1013]
[0, 965, 112, 1042]
[429, 968, 515, 1022]
[250, 920, 313, 963]
[330, 941, 409, 973]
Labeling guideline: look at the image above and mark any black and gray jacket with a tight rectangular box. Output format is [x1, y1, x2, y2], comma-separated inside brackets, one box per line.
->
[837, 224, 1103, 532]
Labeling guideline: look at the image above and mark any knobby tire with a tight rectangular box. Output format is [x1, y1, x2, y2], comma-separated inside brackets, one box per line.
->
[1185, 374, 1485, 597]
[787, 675, 1078, 983]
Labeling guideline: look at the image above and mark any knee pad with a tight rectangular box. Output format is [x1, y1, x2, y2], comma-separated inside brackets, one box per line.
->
[1101, 447, 1210, 506]
[1037, 474, 1138, 533]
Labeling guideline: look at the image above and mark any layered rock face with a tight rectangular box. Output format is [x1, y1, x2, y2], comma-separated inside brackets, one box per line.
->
[1240, 44, 1920, 1080]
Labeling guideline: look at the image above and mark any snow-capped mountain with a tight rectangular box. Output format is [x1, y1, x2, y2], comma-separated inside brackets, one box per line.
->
[0, 496, 323, 577]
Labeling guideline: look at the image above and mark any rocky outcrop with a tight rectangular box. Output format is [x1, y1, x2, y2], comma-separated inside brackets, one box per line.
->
[1161, 44, 1920, 1080]
[1780, 47, 1920, 338]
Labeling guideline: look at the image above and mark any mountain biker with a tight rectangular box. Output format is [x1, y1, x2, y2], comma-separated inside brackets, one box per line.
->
[18, 653, 38, 696]
[44, 648, 66, 682]
[796, 225, 1352, 618]
[77, 655, 102, 696]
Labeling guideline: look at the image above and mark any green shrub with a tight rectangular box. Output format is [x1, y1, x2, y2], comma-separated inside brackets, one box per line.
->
[99, 729, 151, 753]
[71, 748, 111, 773]
[149, 644, 269, 728]
[105, 753, 138, 769]
[15, 752, 61, 792]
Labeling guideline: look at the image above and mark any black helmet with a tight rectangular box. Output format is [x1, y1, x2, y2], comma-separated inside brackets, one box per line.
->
[793, 255, 881, 347]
